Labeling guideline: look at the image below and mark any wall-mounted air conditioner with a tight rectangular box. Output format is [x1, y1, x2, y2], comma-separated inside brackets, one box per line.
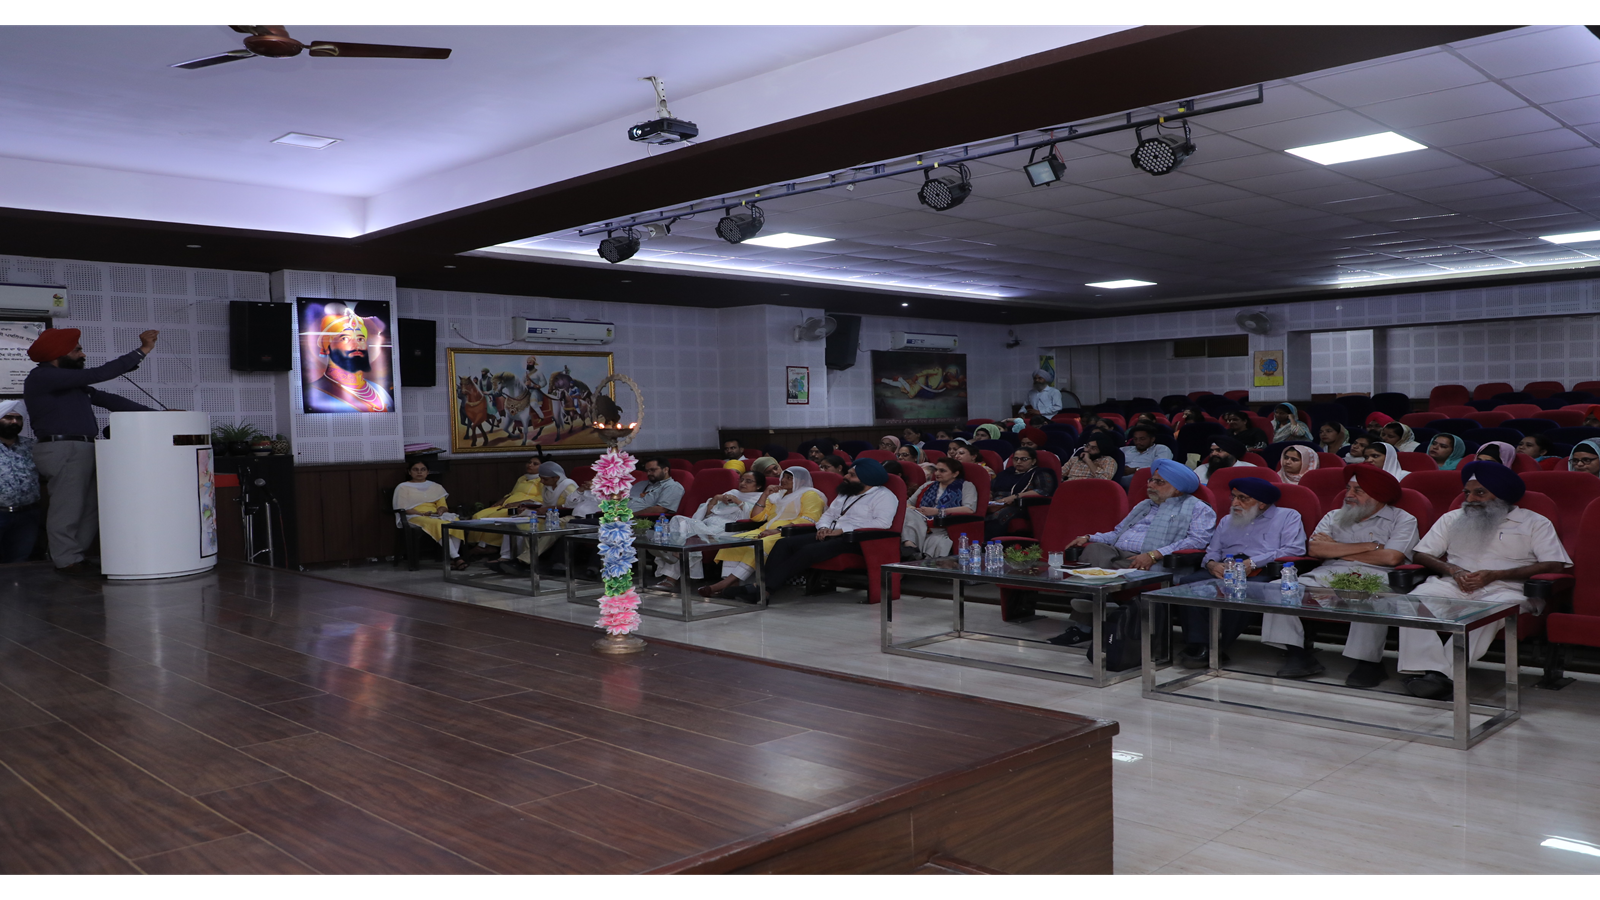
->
[0, 283, 69, 317]
[511, 317, 615, 345]
[889, 331, 958, 351]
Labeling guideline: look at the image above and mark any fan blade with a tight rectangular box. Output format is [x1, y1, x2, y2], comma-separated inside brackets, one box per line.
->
[171, 49, 256, 69]
[230, 25, 288, 36]
[307, 41, 451, 59]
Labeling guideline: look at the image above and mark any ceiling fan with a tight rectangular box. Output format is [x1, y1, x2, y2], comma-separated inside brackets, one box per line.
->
[171, 26, 452, 70]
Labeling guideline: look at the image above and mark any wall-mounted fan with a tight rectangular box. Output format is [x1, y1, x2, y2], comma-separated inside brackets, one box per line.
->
[794, 315, 837, 342]
[1235, 310, 1274, 335]
[172, 26, 452, 69]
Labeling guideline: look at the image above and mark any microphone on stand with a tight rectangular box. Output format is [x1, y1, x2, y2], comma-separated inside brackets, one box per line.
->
[120, 375, 170, 411]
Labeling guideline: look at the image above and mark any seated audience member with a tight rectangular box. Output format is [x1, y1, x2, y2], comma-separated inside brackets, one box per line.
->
[761, 444, 788, 463]
[1318, 421, 1352, 456]
[1175, 478, 1306, 668]
[628, 457, 685, 519]
[895, 443, 923, 468]
[1221, 410, 1269, 452]
[1568, 439, 1600, 475]
[1380, 421, 1419, 453]
[901, 458, 976, 559]
[1019, 427, 1050, 451]
[1399, 463, 1570, 699]
[1122, 423, 1173, 471]
[650, 470, 766, 591]
[1025, 368, 1063, 416]
[747, 456, 782, 480]
[1193, 435, 1248, 480]
[901, 427, 925, 450]
[1475, 441, 1516, 467]
[1427, 433, 1468, 471]
[1260, 466, 1418, 685]
[973, 423, 1004, 442]
[1131, 411, 1161, 428]
[882, 459, 905, 481]
[1363, 442, 1409, 481]
[494, 461, 580, 574]
[722, 458, 746, 473]
[726, 460, 899, 602]
[1065, 435, 1119, 481]
[807, 440, 838, 464]
[1272, 403, 1312, 443]
[701, 466, 826, 599]
[721, 438, 745, 462]
[393, 461, 466, 570]
[946, 441, 992, 476]
[1365, 412, 1395, 432]
[819, 455, 848, 475]
[1050, 459, 1216, 645]
[1174, 406, 1213, 465]
[1078, 413, 1114, 435]
[879, 435, 902, 453]
[0, 401, 41, 564]
[985, 447, 1058, 539]
[1345, 431, 1377, 465]
[1517, 433, 1554, 462]
[1276, 444, 1318, 484]
[934, 429, 953, 442]
[1585, 406, 1600, 428]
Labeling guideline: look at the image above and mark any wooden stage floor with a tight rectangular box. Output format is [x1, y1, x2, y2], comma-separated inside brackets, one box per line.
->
[0, 562, 1115, 875]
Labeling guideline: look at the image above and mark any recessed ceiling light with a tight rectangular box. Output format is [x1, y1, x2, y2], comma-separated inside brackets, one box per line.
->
[1542, 838, 1600, 858]
[442, 265, 456, 269]
[619, 279, 631, 283]
[1285, 132, 1426, 165]
[271, 132, 341, 150]
[742, 233, 833, 249]
[901, 303, 909, 307]
[1539, 230, 1600, 244]
[185, 244, 201, 249]
[1086, 279, 1155, 289]
[1110, 750, 1144, 763]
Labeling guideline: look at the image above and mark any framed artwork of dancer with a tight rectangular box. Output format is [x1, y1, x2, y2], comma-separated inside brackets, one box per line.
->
[871, 350, 968, 424]
[445, 348, 614, 453]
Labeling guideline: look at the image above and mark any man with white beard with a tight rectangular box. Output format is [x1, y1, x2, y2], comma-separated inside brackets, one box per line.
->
[1175, 477, 1306, 668]
[1399, 462, 1570, 699]
[1260, 465, 1419, 686]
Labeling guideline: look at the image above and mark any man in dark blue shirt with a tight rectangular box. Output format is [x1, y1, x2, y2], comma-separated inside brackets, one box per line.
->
[22, 327, 158, 574]
[0, 400, 42, 563]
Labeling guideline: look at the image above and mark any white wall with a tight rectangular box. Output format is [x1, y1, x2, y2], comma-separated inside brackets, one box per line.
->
[1382, 314, 1600, 397]
[1094, 342, 1252, 403]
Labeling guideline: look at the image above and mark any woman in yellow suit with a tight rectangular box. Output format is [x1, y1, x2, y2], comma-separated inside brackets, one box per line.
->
[393, 461, 467, 570]
[698, 466, 826, 598]
[468, 456, 546, 551]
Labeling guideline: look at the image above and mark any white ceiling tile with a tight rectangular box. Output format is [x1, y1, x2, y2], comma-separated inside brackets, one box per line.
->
[1405, 107, 1565, 147]
[1355, 81, 1528, 129]
[1504, 61, 1600, 104]
[1454, 26, 1600, 78]
[1229, 109, 1399, 151]
[1297, 51, 1487, 107]
[1541, 95, 1600, 126]
[1487, 146, 1600, 177]
[1449, 129, 1592, 163]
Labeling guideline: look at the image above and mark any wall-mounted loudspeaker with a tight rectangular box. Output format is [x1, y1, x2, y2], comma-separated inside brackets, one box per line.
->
[824, 314, 862, 371]
[228, 301, 292, 371]
[398, 318, 436, 387]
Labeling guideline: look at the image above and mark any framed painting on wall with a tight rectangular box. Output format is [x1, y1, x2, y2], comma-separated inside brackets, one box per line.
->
[871, 350, 968, 424]
[786, 366, 809, 405]
[446, 348, 615, 453]
[1253, 350, 1284, 388]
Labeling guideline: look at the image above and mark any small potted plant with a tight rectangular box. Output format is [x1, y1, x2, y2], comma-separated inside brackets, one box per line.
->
[1325, 572, 1385, 601]
[211, 422, 261, 457]
[270, 433, 291, 456]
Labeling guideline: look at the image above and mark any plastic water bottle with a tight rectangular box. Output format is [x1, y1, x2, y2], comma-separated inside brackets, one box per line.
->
[547, 507, 560, 531]
[654, 515, 668, 542]
[957, 543, 971, 569]
[1223, 557, 1238, 590]
[958, 533, 970, 560]
[987, 540, 1002, 571]
[1280, 562, 1298, 597]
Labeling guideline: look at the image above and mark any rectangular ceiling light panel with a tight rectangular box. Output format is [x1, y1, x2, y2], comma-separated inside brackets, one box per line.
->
[271, 132, 341, 150]
[1286, 132, 1426, 165]
[741, 233, 834, 249]
[1539, 230, 1600, 244]
[1086, 279, 1156, 289]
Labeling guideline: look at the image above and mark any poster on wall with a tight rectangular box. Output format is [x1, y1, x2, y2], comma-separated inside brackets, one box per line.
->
[1037, 353, 1056, 384]
[0, 321, 45, 394]
[1253, 350, 1284, 388]
[871, 350, 968, 424]
[196, 448, 218, 558]
[786, 366, 809, 405]
[297, 299, 396, 413]
[446, 348, 614, 453]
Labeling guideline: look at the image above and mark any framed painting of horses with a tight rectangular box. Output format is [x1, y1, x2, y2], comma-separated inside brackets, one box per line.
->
[445, 348, 614, 453]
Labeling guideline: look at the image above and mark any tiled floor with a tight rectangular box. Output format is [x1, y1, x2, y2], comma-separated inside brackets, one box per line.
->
[315, 559, 1600, 874]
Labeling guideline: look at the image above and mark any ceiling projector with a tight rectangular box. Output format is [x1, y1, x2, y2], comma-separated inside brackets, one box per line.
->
[629, 75, 698, 145]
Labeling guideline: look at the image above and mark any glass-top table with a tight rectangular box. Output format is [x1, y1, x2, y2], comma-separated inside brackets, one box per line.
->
[1141, 580, 1521, 749]
[881, 557, 1175, 687]
[567, 529, 768, 621]
[440, 518, 597, 599]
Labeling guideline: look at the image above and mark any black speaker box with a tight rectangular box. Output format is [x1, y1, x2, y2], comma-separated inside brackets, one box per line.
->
[825, 313, 861, 370]
[398, 318, 437, 387]
[228, 301, 293, 371]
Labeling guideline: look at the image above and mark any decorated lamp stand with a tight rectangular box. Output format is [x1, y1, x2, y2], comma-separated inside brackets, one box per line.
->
[588, 374, 647, 655]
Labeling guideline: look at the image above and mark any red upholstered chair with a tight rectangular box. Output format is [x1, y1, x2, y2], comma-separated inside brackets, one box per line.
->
[1241, 451, 1269, 468]
[1467, 411, 1511, 427]
[1540, 457, 1568, 471]
[1127, 467, 1154, 501]
[1051, 413, 1080, 425]
[1495, 404, 1542, 419]
[978, 449, 1003, 472]
[855, 449, 894, 463]
[1439, 491, 1565, 657]
[1509, 453, 1539, 474]
[1546, 497, 1600, 686]
[1434, 405, 1477, 419]
[1224, 390, 1250, 402]
[1394, 488, 1438, 536]
[1272, 483, 1325, 568]
[835, 450, 854, 464]
[569, 465, 595, 487]
[1473, 382, 1515, 401]
[809, 474, 907, 604]
[1032, 450, 1063, 481]
[1247, 414, 1273, 434]
[1522, 472, 1600, 555]
[924, 461, 992, 551]
[1100, 414, 1126, 429]
[1524, 381, 1566, 399]
[784, 453, 807, 461]
[1396, 451, 1438, 472]
[1205, 466, 1280, 516]
[793, 459, 821, 473]
[1187, 391, 1213, 401]
[1317, 452, 1345, 470]
[1000, 478, 1129, 554]
[1395, 469, 1459, 520]
[1573, 381, 1600, 395]
[669, 458, 693, 471]
[744, 449, 761, 460]
[693, 459, 728, 471]
[675, 468, 737, 517]
[1401, 412, 1446, 428]
[630, 471, 647, 483]
[810, 471, 842, 503]
[1429, 385, 1471, 410]
[669, 469, 695, 494]
[1545, 410, 1584, 427]
[966, 418, 995, 427]
[900, 463, 926, 491]
[922, 449, 946, 465]
[1299, 466, 1357, 511]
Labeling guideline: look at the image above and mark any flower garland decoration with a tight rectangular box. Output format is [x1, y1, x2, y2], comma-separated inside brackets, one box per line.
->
[592, 447, 642, 635]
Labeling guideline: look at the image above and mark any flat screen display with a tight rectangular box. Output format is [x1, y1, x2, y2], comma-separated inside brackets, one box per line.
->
[296, 299, 396, 414]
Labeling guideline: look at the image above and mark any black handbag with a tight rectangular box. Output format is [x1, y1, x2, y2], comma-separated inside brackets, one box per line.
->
[1100, 599, 1142, 672]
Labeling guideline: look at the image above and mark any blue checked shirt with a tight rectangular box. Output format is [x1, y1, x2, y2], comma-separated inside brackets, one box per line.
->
[0, 437, 42, 508]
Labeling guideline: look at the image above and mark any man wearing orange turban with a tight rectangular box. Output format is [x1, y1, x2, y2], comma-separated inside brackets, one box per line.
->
[306, 304, 392, 413]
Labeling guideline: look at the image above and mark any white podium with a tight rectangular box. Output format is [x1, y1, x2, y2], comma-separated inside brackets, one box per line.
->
[96, 411, 220, 580]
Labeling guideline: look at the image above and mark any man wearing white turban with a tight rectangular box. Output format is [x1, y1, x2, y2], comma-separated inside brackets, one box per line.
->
[1025, 368, 1062, 417]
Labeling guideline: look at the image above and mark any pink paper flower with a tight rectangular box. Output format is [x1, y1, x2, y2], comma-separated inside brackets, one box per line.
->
[593, 448, 639, 500]
[597, 587, 641, 635]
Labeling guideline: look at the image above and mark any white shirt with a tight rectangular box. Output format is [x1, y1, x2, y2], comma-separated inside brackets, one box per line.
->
[1122, 443, 1173, 470]
[1413, 506, 1570, 583]
[1026, 385, 1063, 416]
[1305, 504, 1419, 579]
[817, 485, 898, 533]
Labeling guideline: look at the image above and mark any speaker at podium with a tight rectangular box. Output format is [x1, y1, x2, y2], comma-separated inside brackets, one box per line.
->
[95, 411, 220, 580]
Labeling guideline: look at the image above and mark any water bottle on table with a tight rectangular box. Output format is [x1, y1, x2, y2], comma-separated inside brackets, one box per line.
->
[1280, 561, 1298, 598]
[654, 515, 668, 541]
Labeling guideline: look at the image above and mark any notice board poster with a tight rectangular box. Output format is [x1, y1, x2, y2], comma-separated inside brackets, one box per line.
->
[0, 321, 45, 394]
[1253, 349, 1285, 388]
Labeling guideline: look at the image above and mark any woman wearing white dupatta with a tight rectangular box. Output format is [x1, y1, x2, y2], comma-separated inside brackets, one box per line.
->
[652, 470, 768, 589]
[1362, 441, 1409, 481]
[700, 466, 827, 597]
[393, 461, 465, 569]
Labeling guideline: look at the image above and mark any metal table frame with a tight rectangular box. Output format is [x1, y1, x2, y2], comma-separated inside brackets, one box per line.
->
[1141, 582, 1521, 749]
[565, 531, 767, 622]
[440, 519, 596, 600]
[880, 559, 1174, 687]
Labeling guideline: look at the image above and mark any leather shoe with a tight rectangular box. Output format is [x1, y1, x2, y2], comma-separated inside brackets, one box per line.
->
[1178, 645, 1229, 669]
[1046, 625, 1093, 647]
[1345, 659, 1387, 688]
[1275, 647, 1325, 679]
[1404, 670, 1453, 700]
[697, 583, 731, 599]
[54, 561, 101, 577]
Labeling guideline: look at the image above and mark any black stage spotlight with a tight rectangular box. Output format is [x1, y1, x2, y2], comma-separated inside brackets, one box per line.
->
[917, 162, 972, 211]
[1024, 145, 1066, 187]
[1131, 120, 1195, 176]
[716, 204, 765, 244]
[597, 228, 641, 263]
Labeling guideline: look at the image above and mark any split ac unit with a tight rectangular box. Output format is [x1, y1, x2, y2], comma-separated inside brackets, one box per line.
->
[511, 317, 615, 345]
[889, 331, 958, 351]
[0, 283, 69, 317]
